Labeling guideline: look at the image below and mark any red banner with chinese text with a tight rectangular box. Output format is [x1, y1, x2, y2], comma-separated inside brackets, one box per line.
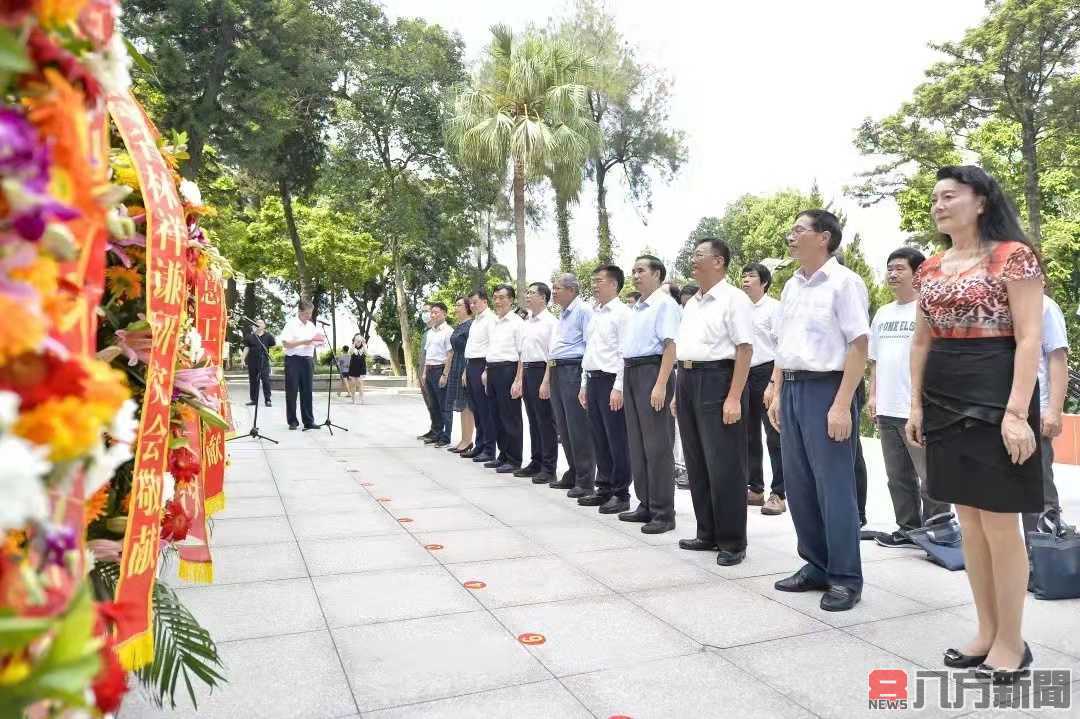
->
[176, 414, 212, 583]
[107, 91, 189, 670]
[196, 275, 228, 515]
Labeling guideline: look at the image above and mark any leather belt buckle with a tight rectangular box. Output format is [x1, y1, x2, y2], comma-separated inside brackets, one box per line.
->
[681, 360, 694, 370]
[782, 370, 796, 382]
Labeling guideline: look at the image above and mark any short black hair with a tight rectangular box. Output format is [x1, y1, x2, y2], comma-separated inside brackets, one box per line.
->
[665, 283, 681, 302]
[679, 284, 699, 300]
[885, 246, 926, 273]
[694, 237, 731, 269]
[594, 264, 625, 291]
[635, 254, 666, 282]
[742, 262, 772, 291]
[797, 209, 843, 253]
[429, 301, 448, 313]
[492, 283, 516, 300]
[469, 287, 488, 302]
[528, 282, 551, 303]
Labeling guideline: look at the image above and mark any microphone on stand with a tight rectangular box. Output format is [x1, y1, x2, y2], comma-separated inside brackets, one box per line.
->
[316, 319, 331, 327]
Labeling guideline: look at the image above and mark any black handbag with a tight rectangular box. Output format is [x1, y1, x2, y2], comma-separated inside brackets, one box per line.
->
[906, 512, 965, 571]
[1027, 510, 1080, 600]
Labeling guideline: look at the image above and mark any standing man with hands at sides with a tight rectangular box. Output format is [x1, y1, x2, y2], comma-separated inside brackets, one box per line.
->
[517, 283, 559, 483]
[616, 255, 681, 533]
[280, 300, 326, 431]
[742, 263, 785, 515]
[675, 238, 755, 565]
[463, 289, 497, 463]
[767, 210, 870, 611]
[540, 274, 596, 493]
[484, 285, 526, 473]
[243, 318, 275, 408]
[868, 247, 950, 547]
[422, 302, 453, 447]
[577, 266, 634, 513]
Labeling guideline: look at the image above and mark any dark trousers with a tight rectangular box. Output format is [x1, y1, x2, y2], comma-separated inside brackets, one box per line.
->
[677, 365, 749, 551]
[522, 365, 557, 473]
[747, 361, 783, 497]
[624, 362, 676, 523]
[466, 358, 495, 456]
[247, 361, 271, 403]
[878, 415, 950, 530]
[854, 382, 867, 525]
[780, 375, 862, 591]
[586, 372, 631, 501]
[424, 364, 450, 442]
[284, 355, 315, 427]
[1023, 442, 1062, 538]
[550, 362, 595, 490]
[486, 362, 522, 466]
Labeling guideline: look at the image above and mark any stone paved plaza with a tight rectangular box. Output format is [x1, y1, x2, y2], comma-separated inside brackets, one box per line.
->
[121, 389, 1080, 719]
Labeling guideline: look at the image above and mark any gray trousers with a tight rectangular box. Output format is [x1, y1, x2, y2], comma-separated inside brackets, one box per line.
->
[878, 416, 951, 531]
[549, 362, 596, 490]
[1022, 441, 1061, 536]
[624, 362, 676, 523]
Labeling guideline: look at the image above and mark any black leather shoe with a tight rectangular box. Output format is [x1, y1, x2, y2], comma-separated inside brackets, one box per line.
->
[820, 586, 861, 611]
[433, 440, 450, 448]
[245, 401, 257, 406]
[461, 447, 481, 459]
[472, 454, 494, 463]
[483, 460, 501, 469]
[288, 424, 299, 430]
[532, 472, 555, 484]
[424, 437, 438, 444]
[599, 497, 629, 514]
[678, 538, 718, 551]
[567, 487, 589, 499]
[975, 644, 1033, 685]
[618, 508, 651, 523]
[774, 571, 829, 593]
[943, 647, 989, 669]
[576, 493, 611, 507]
[495, 463, 520, 474]
[641, 520, 675, 534]
[417, 431, 434, 440]
[449, 443, 472, 454]
[513, 465, 540, 477]
[549, 479, 574, 490]
[302, 424, 319, 431]
[716, 549, 746, 566]
[265, 400, 272, 407]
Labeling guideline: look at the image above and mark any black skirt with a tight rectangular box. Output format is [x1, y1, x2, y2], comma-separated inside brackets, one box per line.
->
[923, 337, 1042, 513]
[347, 354, 367, 377]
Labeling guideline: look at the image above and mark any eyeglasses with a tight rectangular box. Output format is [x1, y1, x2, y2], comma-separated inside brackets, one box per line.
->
[691, 250, 721, 260]
[787, 225, 815, 238]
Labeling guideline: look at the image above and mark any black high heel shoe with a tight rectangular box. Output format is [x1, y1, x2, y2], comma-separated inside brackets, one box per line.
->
[975, 643, 1033, 685]
[449, 443, 473, 454]
[943, 647, 989, 668]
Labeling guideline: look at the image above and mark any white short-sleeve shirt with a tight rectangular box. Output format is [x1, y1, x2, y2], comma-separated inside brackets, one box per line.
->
[776, 257, 870, 371]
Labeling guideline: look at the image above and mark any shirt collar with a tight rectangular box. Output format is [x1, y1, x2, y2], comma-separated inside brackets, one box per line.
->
[596, 296, 620, 313]
[796, 256, 839, 284]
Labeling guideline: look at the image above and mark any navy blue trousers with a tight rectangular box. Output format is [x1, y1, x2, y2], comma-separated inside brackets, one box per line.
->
[586, 372, 631, 501]
[466, 358, 496, 457]
[780, 375, 862, 591]
[423, 365, 450, 443]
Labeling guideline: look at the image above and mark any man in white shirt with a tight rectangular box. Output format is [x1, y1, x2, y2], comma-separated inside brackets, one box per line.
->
[279, 300, 326, 430]
[613, 256, 681, 532]
[741, 262, 785, 515]
[416, 304, 438, 441]
[484, 285, 526, 472]
[422, 302, 454, 447]
[463, 289, 497, 463]
[577, 265, 633, 510]
[674, 238, 756, 565]
[868, 247, 951, 548]
[767, 209, 869, 612]
[516, 282, 558, 483]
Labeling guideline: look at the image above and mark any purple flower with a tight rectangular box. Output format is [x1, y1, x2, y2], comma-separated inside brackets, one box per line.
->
[0, 108, 49, 187]
[174, 366, 221, 411]
[43, 525, 77, 566]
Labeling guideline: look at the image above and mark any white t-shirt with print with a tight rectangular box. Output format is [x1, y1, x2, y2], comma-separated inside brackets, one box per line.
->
[869, 300, 918, 419]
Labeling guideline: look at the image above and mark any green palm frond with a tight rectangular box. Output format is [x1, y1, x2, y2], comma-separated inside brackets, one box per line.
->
[91, 562, 227, 710]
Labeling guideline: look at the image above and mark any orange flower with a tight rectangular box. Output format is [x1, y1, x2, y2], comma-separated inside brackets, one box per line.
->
[14, 396, 103, 461]
[34, 0, 90, 28]
[85, 483, 109, 525]
[0, 295, 45, 365]
[105, 265, 143, 302]
[80, 358, 129, 421]
[9, 255, 59, 296]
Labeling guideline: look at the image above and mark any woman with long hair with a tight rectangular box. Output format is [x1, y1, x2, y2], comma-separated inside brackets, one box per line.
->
[907, 165, 1044, 684]
[346, 333, 368, 404]
[441, 296, 476, 453]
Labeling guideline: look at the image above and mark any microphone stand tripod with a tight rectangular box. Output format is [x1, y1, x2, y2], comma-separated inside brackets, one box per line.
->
[228, 317, 279, 445]
[315, 321, 348, 435]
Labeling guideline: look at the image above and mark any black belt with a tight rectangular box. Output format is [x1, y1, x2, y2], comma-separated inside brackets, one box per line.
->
[587, 370, 616, 379]
[679, 359, 734, 370]
[466, 357, 486, 365]
[782, 370, 843, 382]
[523, 361, 547, 369]
[547, 357, 583, 367]
[625, 355, 662, 368]
[425, 363, 445, 370]
[486, 361, 517, 368]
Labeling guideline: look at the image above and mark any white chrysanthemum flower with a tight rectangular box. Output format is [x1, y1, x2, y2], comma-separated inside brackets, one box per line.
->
[108, 399, 139, 444]
[187, 328, 205, 364]
[84, 31, 132, 94]
[0, 435, 51, 531]
[179, 179, 203, 207]
[84, 438, 134, 496]
[0, 391, 19, 428]
[161, 471, 176, 502]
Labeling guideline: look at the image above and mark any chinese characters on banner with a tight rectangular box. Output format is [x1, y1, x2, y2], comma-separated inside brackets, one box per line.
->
[106, 90, 189, 671]
[176, 414, 212, 583]
[196, 275, 229, 515]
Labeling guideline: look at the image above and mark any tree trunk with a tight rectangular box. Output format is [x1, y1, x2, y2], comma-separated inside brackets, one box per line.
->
[485, 211, 494, 271]
[595, 163, 612, 263]
[1020, 117, 1042, 246]
[392, 247, 417, 386]
[279, 179, 311, 301]
[556, 191, 573, 273]
[513, 157, 527, 299]
[386, 341, 402, 376]
[183, 0, 234, 180]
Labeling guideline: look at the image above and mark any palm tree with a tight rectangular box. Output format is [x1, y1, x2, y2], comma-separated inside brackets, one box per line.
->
[547, 158, 585, 273]
[447, 26, 600, 297]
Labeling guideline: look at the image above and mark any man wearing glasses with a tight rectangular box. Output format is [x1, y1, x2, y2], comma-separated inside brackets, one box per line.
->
[767, 210, 869, 611]
[515, 283, 559, 484]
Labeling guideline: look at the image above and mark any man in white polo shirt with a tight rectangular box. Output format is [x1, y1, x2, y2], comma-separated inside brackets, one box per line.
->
[279, 299, 325, 430]
[422, 302, 453, 447]
[463, 288, 497, 463]
[516, 282, 558, 484]
[484, 284, 525, 473]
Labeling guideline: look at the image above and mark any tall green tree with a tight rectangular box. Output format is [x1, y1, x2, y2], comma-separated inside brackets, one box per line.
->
[447, 26, 600, 297]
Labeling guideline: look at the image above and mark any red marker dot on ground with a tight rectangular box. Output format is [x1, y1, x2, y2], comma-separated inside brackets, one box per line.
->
[398, 517, 413, 523]
[377, 497, 391, 502]
[359, 482, 374, 486]
[463, 580, 486, 589]
[424, 544, 444, 550]
[517, 633, 545, 645]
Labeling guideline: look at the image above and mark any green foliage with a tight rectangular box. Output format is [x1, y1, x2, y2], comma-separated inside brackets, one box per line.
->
[427, 266, 510, 321]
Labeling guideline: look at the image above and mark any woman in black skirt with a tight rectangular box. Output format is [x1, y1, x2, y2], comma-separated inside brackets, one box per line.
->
[440, 296, 475, 452]
[907, 166, 1043, 684]
[346, 333, 368, 404]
